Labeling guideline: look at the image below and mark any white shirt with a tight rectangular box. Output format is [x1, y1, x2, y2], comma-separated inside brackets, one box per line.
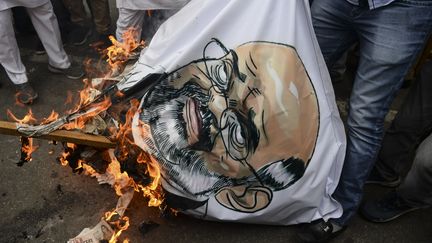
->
[116, 0, 189, 10]
[0, 0, 49, 11]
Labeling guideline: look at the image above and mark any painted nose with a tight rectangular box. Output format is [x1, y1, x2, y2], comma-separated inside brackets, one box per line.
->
[208, 87, 228, 124]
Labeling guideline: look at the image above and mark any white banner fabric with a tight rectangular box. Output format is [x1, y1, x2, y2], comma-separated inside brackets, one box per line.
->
[125, 0, 346, 225]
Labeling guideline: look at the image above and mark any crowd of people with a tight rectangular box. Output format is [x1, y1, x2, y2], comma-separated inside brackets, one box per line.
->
[0, 0, 431, 242]
[0, 0, 189, 104]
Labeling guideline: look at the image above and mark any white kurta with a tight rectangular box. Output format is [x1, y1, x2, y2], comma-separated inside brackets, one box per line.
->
[0, 1, 69, 84]
[0, 0, 49, 11]
[116, 0, 189, 10]
[115, 0, 190, 41]
[127, 0, 346, 225]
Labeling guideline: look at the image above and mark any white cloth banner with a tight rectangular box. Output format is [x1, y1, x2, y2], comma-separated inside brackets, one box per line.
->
[125, 0, 346, 225]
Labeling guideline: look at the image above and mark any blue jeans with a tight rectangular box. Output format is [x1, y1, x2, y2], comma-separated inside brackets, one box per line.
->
[311, 0, 432, 226]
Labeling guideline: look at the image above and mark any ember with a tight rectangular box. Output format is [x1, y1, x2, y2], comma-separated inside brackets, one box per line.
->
[7, 108, 37, 124]
[7, 109, 39, 164]
[18, 136, 37, 166]
[5, 28, 163, 242]
[106, 28, 144, 75]
[104, 210, 130, 243]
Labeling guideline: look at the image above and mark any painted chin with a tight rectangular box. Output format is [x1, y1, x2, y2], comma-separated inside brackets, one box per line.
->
[183, 97, 203, 146]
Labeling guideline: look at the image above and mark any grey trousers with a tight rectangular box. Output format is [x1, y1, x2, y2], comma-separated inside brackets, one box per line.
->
[398, 132, 432, 207]
[376, 60, 432, 181]
[375, 60, 432, 206]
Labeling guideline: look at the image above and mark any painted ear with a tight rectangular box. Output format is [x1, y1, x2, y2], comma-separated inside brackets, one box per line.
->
[215, 185, 272, 213]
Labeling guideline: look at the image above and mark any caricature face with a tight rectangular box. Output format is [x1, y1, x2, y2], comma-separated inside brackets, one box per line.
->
[137, 41, 319, 212]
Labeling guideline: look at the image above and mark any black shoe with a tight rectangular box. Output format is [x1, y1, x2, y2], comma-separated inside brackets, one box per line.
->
[296, 219, 346, 243]
[48, 63, 84, 80]
[361, 191, 427, 223]
[15, 83, 38, 104]
[34, 41, 46, 55]
[69, 25, 91, 46]
[366, 168, 401, 187]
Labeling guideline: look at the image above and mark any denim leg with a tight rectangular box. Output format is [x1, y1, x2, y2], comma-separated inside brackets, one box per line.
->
[397, 132, 432, 207]
[311, 0, 358, 68]
[332, 0, 432, 226]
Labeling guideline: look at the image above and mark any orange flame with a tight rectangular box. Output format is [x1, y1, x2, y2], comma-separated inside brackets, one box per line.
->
[65, 90, 74, 105]
[137, 153, 163, 207]
[41, 110, 59, 125]
[59, 143, 77, 166]
[111, 99, 164, 207]
[7, 109, 39, 162]
[114, 99, 140, 161]
[103, 210, 130, 243]
[7, 26, 166, 242]
[106, 153, 133, 197]
[106, 28, 145, 72]
[7, 109, 37, 124]
[62, 86, 112, 131]
[82, 163, 99, 177]
[108, 216, 130, 243]
[22, 138, 38, 161]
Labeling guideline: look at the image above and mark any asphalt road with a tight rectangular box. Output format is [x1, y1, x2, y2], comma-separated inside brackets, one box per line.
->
[0, 8, 431, 243]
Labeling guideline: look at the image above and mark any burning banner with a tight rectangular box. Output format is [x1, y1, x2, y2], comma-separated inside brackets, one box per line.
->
[120, 0, 346, 224]
[3, 0, 346, 240]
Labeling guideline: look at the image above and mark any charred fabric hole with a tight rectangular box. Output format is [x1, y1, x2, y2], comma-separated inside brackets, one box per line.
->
[18, 136, 31, 166]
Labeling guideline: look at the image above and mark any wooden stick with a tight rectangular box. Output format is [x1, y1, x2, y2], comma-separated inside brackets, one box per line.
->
[0, 120, 116, 148]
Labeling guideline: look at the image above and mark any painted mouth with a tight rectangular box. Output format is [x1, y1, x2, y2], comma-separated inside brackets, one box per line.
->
[183, 97, 203, 145]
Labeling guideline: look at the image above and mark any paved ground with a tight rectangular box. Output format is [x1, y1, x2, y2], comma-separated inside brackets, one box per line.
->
[1, 6, 431, 243]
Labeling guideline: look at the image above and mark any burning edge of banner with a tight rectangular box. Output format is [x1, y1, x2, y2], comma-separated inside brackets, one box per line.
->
[5, 28, 167, 243]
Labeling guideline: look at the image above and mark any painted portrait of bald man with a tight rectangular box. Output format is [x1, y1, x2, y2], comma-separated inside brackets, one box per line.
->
[132, 39, 319, 213]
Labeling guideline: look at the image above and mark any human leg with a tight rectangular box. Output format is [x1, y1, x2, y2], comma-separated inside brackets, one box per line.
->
[297, 3, 360, 241]
[51, 0, 71, 40]
[28, 2, 84, 79]
[373, 60, 432, 182]
[88, 0, 111, 35]
[87, 0, 112, 48]
[397, 132, 432, 206]
[26, 1, 70, 69]
[333, 0, 432, 226]
[0, 9, 28, 85]
[361, 132, 432, 223]
[116, 8, 145, 42]
[62, 0, 91, 45]
[310, 0, 358, 68]
[62, 0, 87, 27]
[0, 9, 38, 103]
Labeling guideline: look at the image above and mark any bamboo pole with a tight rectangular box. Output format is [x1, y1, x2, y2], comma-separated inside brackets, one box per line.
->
[0, 120, 116, 148]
